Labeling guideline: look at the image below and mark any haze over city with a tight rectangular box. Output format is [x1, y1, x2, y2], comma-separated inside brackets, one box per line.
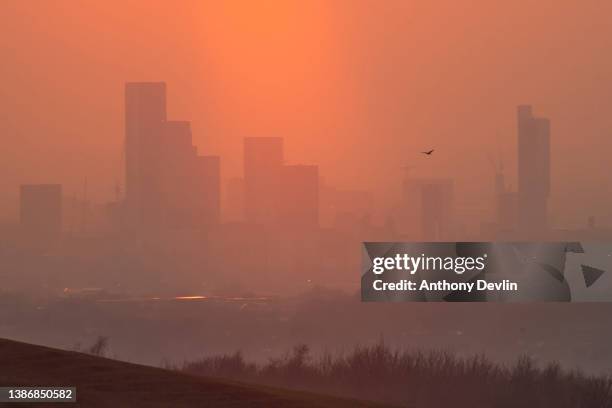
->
[2, 2, 612, 406]
[2, 1, 612, 229]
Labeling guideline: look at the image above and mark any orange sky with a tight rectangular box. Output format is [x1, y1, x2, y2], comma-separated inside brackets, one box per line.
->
[2, 1, 612, 227]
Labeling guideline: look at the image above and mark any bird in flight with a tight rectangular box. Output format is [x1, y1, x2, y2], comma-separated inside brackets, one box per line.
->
[421, 149, 434, 155]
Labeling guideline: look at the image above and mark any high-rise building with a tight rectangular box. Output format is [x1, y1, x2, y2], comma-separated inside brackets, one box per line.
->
[124, 83, 220, 230]
[158, 120, 196, 227]
[20, 184, 62, 241]
[124, 82, 167, 229]
[243, 137, 284, 225]
[157, 122, 221, 228]
[517, 105, 550, 234]
[277, 165, 319, 228]
[162, 121, 195, 157]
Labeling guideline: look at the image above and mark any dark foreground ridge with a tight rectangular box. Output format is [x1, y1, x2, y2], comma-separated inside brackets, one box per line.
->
[0, 338, 391, 408]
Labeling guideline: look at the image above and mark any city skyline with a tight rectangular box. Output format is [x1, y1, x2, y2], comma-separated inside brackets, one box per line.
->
[10, 83, 603, 242]
[4, 92, 605, 232]
[3, 1, 612, 230]
[4, 4, 612, 407]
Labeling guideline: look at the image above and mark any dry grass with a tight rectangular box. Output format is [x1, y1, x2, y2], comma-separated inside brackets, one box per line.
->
[0, 338, 391, 408]
[182, 343, 612, 408]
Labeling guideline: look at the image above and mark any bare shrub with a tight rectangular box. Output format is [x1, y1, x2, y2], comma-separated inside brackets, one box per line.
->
[181, 342, 612, 407]
[86, 336, 109, 357]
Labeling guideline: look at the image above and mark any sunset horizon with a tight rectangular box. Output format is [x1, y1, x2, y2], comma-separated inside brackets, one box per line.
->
[2, 1, 612, 406]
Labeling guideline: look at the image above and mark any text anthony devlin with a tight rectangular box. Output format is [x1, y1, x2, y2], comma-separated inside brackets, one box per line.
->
[373, 279, 518, 292]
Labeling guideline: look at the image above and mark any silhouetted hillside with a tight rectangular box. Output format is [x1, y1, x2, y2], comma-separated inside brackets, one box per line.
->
[0, 338, 390, 408]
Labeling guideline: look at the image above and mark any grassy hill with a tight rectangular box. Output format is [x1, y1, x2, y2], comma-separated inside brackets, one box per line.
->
[0, 338, 392, 408]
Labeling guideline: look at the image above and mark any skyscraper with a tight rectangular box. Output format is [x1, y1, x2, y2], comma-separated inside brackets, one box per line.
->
[158, 120, 197, 227]
[243, 137, 284, 225]
[124, 82, 167, 229]
[517, 105, 550, 234]
[124, 83, 220, 230]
